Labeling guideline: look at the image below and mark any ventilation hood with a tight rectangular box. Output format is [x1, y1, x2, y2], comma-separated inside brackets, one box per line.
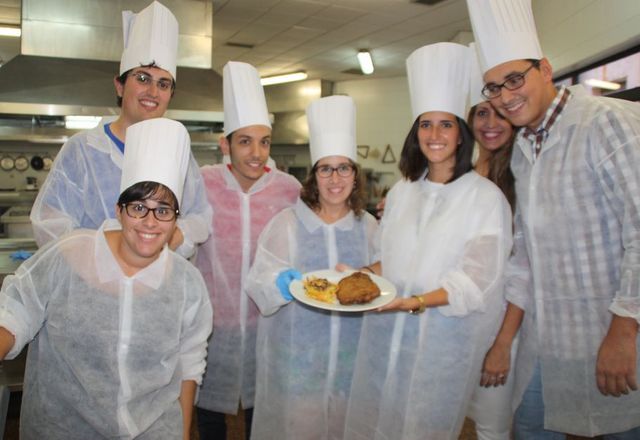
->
[0, 0, 320, 146]
[0, 0, 221, 113]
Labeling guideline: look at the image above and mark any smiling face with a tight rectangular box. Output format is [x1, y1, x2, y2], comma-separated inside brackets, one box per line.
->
[472, 102, 514, 152]
[483, 58, 555, 130]
[221, 124, 272, 192]
[417, 111, 460, 181]
[115, 66, 174, 125]
[315, 155, 356, 211]
[115, 192, 177, 268]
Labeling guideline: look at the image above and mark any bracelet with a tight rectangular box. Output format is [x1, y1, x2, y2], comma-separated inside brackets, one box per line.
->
[408, 295, 426, 314]
[361, 265, 374, 274]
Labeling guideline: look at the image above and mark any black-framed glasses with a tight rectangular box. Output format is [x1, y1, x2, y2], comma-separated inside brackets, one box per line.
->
[315, 163, 355, 178]
[481, 60, 541, 99]
[128, 72, 174, 92]
[121, 202, 179, 222]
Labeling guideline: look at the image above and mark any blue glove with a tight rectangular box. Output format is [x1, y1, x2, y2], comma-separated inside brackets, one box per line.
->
[276, 269, 302, 301]
[10, 250, 34, 261]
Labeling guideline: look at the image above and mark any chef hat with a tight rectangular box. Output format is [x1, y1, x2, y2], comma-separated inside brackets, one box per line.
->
[406, 42, 470, 121]
[120, 1, 179, 80]
[120, 118, 190, 206]
[466, 0, 543, 73]
[306, 95, 357, 166]
[468, 42, 486, 108]
[223, 61, 271, 136]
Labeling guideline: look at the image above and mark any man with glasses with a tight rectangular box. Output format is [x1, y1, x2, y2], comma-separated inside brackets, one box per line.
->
[193, 61, 300, 440]
[31, 1, 211, 258]
[468, 0, 640, 438]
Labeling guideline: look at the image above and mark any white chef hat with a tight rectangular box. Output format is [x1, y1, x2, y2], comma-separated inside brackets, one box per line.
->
[406, 42, 470, 121]
[223, 61, 271, 136]
[466, 0, 543, 73]
[120, 1, 179, 80]
[120, 118, 190, 206]
[468, 42, 486, 108]
[306, 95, 357, 166]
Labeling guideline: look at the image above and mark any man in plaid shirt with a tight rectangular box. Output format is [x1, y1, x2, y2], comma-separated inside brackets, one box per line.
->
[468, 0, 640, 438]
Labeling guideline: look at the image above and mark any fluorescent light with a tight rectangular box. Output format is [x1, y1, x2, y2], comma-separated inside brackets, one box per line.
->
[260, 71, 308, 86]
[357, 50, 374, 75]
[65, 115, 101, 130]
[0, 26, 21, 37]
[584, 78, 621, 90]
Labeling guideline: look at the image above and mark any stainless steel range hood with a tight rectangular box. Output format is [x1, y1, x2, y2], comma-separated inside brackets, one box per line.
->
[0, 0, 220, 111]
[0, 0, 223, 145]
[0, 0, 319, 146]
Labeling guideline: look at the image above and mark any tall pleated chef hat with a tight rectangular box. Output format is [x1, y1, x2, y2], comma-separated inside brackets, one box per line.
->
[406, 42, 470, 121]
[223, 61, 271, 136]
[306, 95, 357, 166]
[120, 1, 179, 80]
[466, 0, 543, 73]
[120, 118, 190, 206]
[468, 42, 486, 108]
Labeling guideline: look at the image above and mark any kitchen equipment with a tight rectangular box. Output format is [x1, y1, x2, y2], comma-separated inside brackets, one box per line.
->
[14, 156, 29, 171]
[42, 156, 53, 171]
[0, 157, 14, 171]
[26, 177, 38, 191]
[30, 155, 44, 170]
[0, 206, 33, 238]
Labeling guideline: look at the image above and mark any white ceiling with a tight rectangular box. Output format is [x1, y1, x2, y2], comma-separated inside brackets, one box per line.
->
[211, 0, 472, 81]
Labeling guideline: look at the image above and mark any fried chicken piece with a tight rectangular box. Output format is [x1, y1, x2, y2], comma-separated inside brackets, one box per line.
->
[336, 272, 381, 305]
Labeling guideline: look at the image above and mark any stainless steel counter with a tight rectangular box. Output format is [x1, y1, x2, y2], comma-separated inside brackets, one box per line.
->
[0, 238, 38, 276]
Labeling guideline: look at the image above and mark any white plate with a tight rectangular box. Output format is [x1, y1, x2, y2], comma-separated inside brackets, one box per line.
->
[290, 269, 397, 312]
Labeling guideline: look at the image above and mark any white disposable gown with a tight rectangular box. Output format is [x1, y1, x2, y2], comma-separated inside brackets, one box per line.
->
[506, 86, 640, 436]
[195, 164, 300, 414]
[344, 171, 512, 440]
[0, 220, 213, 440]
[30, 121, 213, 258]
[246, 199, 379, 439]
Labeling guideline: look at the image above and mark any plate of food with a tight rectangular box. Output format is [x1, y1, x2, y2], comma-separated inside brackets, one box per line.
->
[290, 269, 397, 312]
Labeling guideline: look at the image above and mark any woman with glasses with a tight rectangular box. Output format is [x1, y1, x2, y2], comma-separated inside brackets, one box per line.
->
[0, 119, 212, 440]
[245, 96, 378, 439]
[343, 43, 512, 439]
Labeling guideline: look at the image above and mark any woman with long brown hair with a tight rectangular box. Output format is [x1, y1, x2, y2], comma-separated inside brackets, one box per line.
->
[246, 96, 379, 439]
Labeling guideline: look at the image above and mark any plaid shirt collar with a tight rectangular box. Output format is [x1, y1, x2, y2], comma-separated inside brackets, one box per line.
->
[521, 86, 571, 157]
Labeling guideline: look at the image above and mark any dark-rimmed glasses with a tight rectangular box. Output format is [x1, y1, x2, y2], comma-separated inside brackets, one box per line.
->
[315, 164, 355, 178]
[121, 202, 179, 222]
[481, 60, 541, 99]
[128, 72, 174, 92]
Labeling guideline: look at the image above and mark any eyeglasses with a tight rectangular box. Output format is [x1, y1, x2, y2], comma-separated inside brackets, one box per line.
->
[315, 163, 355, 178]
[121, 202, 179, 222]
[128, 72, 174, 92]
[481, 60, 540, 99]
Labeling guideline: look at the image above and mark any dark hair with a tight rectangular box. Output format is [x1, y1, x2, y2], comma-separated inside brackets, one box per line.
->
[526, 58, 542, 70]
[117, 181, 179, 214]
[398, 115, 474, 183]
[300, 160, 367, 218]
[467, 105, 516, 211]
[115, 63, 176, 107]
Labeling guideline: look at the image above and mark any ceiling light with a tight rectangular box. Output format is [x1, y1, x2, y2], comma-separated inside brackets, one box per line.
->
[0, 26, 20, 37]
[65, 115, 101, 130]
[584, 78, 621, 90]
[260, 71, 308, 86]
[357, 50, 374, 75]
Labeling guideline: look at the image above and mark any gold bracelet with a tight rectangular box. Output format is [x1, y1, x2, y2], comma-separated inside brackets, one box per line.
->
[408, 295, 426, 314]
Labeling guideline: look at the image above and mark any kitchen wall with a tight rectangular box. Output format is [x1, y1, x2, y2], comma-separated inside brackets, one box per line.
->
[0, 144, 60, 191]
[334, 76, 409, 192]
